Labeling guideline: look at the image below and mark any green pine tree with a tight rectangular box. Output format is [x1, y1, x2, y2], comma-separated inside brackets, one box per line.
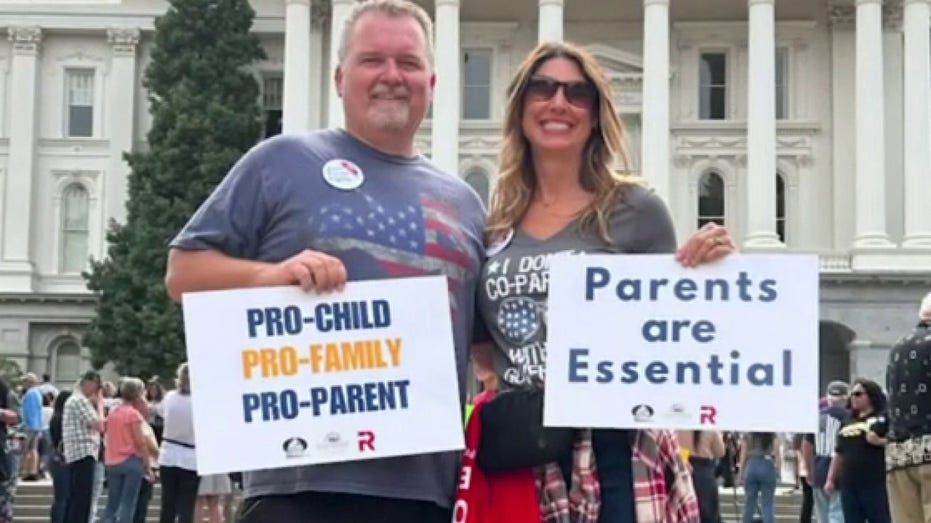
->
[83, 0, 265, 379]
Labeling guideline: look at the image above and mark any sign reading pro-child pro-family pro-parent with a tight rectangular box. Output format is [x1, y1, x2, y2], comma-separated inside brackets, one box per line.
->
[544, 254, 819, 433]
[181, 276, 464, 475]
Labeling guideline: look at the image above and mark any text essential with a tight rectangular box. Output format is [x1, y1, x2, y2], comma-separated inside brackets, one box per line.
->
[543, 254, 819, 433]
[181, 276, 464, 475]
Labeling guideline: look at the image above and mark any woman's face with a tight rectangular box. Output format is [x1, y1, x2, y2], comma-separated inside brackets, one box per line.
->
[520, 57, 596, 157]
[850, 384, 871, 412]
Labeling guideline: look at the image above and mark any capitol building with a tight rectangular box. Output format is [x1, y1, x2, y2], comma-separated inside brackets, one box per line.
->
[0, 0, 929, 389]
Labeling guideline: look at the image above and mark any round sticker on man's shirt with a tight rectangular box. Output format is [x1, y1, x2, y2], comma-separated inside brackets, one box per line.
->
[322, 159, 364, 190]
[486, 228, 514, 257]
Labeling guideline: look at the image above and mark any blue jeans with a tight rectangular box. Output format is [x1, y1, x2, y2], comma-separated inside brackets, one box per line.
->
[742, 455, 777, 523]
[813, 487, 844, 523]
[90, 459, 105, 523]
[101, 456, 144, 523]
[49, 455, 70, 523]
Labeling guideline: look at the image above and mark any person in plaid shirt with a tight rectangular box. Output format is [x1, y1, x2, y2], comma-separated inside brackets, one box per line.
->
[61, 371, 105, 523]
[472, 40, 738, 522]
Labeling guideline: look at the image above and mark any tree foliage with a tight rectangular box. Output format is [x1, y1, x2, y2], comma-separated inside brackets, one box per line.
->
[83, 0, 265, 379]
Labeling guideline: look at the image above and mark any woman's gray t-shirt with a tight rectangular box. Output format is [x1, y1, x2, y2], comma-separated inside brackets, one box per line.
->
[476, 185, 678, 389]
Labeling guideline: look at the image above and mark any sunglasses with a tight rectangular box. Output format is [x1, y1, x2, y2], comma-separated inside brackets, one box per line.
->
[525, 76, 597, 109]
[851, 391, 865, 397]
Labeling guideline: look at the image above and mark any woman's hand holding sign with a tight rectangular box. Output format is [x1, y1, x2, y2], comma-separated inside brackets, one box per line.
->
[256, 249, 348, 293]
[675, 222, 737, 268]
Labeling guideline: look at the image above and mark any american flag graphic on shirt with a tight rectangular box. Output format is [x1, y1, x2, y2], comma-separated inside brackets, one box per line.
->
[497, 297, 542, 345]
[309, 192, 476, 316]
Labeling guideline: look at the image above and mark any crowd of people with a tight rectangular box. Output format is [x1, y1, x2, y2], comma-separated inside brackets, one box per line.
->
[0, 365, 240, 523]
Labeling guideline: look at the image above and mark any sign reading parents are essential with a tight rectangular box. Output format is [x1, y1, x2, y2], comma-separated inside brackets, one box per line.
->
[181, 276, 464, 475]
[543, 254, 819, 433]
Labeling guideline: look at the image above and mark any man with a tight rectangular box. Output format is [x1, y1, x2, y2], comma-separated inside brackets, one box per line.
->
[19, 373, 43, 480]
[885, 292, 931, 523]
[164, 1, 485, 522]
[802, 381, 849, 523]
[61, 371, 105, 523]
[39, 373, 59, 398]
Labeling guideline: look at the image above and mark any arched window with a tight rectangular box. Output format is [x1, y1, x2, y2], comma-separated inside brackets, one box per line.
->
[776, 173, 786, 243]
[53, 340, 83, 388]
[61, 184, 89, 273]
[697, 171, 725, 228]
[465, 168, 490, 207]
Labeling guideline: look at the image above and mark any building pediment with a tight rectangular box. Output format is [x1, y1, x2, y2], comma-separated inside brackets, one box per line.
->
[585, 43, 644, 75]
[583, 44, 643, 112]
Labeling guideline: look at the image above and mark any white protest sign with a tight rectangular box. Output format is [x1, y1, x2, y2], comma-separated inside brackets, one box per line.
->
[181, 276, 464, 475]
[543, 254, 819, 433]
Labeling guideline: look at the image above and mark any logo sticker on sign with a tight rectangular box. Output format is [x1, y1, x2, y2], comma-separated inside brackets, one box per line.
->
[322, 159, 365, 191]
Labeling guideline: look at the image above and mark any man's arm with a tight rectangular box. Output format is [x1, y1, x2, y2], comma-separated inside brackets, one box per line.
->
[77, 397, 104, 433]
[165, 249, 273, 302]
[824, 453, 842, 494]
[165, 248, 348, 302]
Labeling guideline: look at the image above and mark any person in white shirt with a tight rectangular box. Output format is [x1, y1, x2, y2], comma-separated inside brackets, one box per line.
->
[158, 363, 198, 523]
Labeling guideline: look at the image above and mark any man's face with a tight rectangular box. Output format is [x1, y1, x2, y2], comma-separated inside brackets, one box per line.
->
[82, 381, 100, 397]
[336, 12, 435, 136]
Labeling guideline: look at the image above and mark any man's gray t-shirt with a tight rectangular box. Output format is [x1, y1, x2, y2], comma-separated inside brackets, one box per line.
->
[476, 185, 677, 389]
[171, 129, 486, 507]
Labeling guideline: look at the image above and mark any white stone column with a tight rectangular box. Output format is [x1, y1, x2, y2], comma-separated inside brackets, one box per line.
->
[744, 0, 781, 247]
[641, 0, 670, 202]
[854, 0, 894, 248]
[431, 0, 460, 174]
[0, 27, 42, 291]
[105, 28, 139, 227]
[327, 0, 354, 128]
[538, 0, 564, 43]
[309, 3, 327, 129]
[902, 0, 931, 247]
[283, 0, 312, 133]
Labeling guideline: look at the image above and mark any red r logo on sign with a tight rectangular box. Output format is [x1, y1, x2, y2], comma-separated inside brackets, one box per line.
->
[357, 430, 376, 452]
[700, 405, 718, 425]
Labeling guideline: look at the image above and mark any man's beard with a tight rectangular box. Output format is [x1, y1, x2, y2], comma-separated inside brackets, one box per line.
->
[367, 84, 412, 131]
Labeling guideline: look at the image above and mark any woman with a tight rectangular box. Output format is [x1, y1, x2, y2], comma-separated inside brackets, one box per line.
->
[48, 390, 72, 523]
[100, 378, 154, 523]
[473, 41, 735, 523]
[678, 430, 726, 523]
[145, 379, 165, 445]
[158, 363, 199, 523]
[824, 379, 890, 523]
[738, 432, 780, 523]
[196, 472, 232, 523]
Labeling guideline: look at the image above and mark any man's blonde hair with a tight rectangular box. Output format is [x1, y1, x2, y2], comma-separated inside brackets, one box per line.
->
[337, 0, 435, 66]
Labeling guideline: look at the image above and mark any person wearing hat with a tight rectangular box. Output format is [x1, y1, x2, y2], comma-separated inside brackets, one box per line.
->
[802, 380, 850, 523]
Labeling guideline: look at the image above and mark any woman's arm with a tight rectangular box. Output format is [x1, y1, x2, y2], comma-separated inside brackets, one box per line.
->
[737, 437, 748, 481]
[824, 454, 842, 494]
[709, 431, 726, 458]
[130, 420, 155, 472]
